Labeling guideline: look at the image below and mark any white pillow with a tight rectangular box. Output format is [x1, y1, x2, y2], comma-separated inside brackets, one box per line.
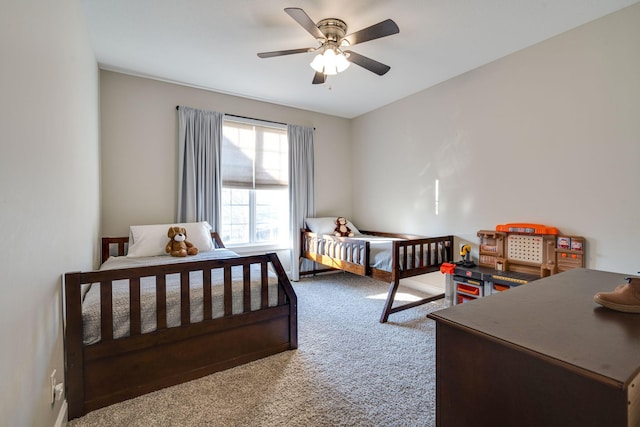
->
[305, 217, 360, 235]
[127, 221, 215, 257]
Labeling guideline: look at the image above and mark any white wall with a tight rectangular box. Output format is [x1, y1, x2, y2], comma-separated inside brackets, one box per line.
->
[352, 4, 640, 275]
[0, 1, 100, 426]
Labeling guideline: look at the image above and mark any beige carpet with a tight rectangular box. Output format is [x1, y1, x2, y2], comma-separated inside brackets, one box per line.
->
[67, 273, 445, 427]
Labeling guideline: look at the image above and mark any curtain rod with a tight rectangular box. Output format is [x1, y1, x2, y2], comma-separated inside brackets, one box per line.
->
[175, 106, 314, 130]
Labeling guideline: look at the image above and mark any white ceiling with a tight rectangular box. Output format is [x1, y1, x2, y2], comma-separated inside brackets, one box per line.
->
[82, 0, 638, 119]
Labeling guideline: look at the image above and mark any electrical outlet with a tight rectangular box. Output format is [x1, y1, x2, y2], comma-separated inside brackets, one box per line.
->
[54, 383, 64, 401]
[50, 369, 56, 405]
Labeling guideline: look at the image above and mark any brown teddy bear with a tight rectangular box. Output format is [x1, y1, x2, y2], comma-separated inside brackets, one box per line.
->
[166, 226, 199, 257]
[334, 217, 354, 237]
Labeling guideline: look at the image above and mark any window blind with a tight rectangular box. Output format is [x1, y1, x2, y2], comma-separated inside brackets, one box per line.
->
[222, 121, 288, 189]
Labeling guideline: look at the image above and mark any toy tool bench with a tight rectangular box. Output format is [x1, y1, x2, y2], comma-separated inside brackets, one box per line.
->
[451, 223, 585, 305]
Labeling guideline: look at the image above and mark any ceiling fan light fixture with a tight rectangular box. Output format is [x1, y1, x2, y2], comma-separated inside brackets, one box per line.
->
[335, 52, 350, 72]
[324, 63, 338, 75]
[322, 48, 337, 75]
[310, 53, 325, 73]
[309, 46, 349, 75]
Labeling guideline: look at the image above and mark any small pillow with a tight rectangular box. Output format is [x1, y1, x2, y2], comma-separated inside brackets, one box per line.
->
[305, 217, 360, 235]
[127, 221, 215, 257]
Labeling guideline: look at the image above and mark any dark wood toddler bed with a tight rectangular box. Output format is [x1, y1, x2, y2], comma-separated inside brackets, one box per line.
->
[64, 232, 297, 419]
[301, 229, 453, 323]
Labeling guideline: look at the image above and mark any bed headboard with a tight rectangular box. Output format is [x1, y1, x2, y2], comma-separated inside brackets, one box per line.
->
[101, 232, 226, 264]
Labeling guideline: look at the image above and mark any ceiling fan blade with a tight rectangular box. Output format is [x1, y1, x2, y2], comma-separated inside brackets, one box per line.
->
[285, 7, 325, 40]
[343, 19, 399, 46]
[312, 71, 326, 85]
[257, 48, 312, 58]
[344, 50, 391, 76]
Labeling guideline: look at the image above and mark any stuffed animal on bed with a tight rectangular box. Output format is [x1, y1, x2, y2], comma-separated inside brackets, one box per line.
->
[166, 226, 199, 257]
[334, 217, 355, 237]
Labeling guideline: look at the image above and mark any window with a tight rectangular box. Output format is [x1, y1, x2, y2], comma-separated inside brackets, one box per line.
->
[221, 119, 289, 247]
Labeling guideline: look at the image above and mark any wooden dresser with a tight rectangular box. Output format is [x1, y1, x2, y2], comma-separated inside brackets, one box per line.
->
[428, 268, 640, 427]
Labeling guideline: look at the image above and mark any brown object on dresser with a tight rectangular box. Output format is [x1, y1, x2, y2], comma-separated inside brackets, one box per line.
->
[300, 229, 453, 322]
[428, 268, 640, 427]
[65, 232, 297, 419]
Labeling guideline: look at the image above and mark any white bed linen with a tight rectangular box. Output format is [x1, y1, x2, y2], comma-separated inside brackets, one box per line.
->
[81, 249, 279, 345]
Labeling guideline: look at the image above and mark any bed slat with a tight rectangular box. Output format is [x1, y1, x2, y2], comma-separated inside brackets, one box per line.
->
[156, 275, 167, 329]
[420, 243, 430, 267]
[261, 261, 269, 309]
[203, 268, 212, 321]
[100, 281, 113, 341]
[243, 264, 251, 313]
[401, 244, 408, 270]
[129, 277, 141, 336]
[180, 271, 190, 326]
[223, 266, 232, 316]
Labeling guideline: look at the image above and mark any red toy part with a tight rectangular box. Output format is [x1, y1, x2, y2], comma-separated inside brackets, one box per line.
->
[440, 262, 456, 275]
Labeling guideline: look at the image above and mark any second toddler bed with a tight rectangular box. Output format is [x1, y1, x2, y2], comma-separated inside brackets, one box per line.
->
[300, 218, 453, 322]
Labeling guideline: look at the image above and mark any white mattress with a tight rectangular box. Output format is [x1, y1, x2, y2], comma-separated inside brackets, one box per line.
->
[81, 249, 279, 345]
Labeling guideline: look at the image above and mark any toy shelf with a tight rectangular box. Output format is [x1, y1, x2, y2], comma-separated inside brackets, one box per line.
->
[555, 235, 585, 273]
[477, 230, 506, 269]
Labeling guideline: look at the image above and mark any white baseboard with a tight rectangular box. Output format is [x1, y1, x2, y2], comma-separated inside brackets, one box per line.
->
[54, 400, 67, 427]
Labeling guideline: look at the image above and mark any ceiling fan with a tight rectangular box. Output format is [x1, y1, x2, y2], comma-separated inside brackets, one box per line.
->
[257, 7, 399, 85]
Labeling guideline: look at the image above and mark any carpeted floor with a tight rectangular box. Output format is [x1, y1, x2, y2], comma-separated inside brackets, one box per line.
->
[67, 273, 445, 427]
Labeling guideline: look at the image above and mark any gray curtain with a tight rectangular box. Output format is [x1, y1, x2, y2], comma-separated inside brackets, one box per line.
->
[288, 124, 315, 281]
[177, 106, 223, 231]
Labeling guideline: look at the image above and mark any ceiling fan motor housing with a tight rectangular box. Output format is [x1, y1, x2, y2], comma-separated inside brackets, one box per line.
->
[316, 18, 349, 47]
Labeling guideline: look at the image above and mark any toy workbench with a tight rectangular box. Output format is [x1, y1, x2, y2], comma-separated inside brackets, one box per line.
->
[452, 223, 585, 304]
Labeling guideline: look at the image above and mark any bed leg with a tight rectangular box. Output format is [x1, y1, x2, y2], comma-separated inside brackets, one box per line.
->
[380, 279, 400, 323]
